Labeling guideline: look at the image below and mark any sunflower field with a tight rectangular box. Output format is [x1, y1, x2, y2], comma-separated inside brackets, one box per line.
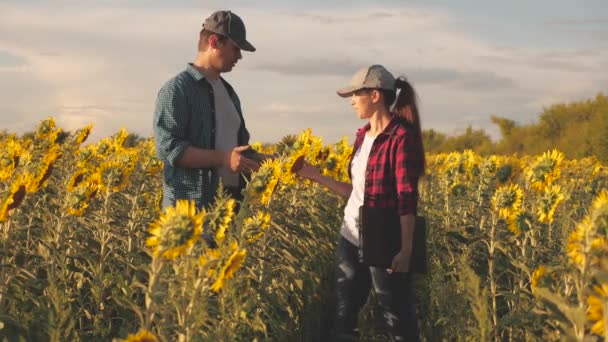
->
[0, 118, 607, 341]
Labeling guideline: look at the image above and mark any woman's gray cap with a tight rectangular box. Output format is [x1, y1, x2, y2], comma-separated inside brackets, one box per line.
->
[203, 10, 256, 52]
[336, 65, 395, 97]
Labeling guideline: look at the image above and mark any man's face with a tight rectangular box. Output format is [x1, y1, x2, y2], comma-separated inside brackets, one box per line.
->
[212, 38, 242, 73]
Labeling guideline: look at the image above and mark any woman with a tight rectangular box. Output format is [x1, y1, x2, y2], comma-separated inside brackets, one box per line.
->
[297, 64, 425, 341]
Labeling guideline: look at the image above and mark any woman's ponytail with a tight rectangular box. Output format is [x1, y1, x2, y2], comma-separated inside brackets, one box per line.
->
[393, 77, 425, 176]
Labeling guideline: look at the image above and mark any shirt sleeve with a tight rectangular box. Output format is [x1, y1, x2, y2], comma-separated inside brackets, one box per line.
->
[394, 132, 419, 216]
[153, 81, 191, 167]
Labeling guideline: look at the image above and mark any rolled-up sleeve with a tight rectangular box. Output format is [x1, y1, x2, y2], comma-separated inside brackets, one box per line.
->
[394, 133, 419, 216]
[153, 81, 190, 167]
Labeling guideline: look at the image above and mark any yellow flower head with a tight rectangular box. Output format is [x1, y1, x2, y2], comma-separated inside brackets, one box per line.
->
[35, 117, 57, 140]
[530, 265, 549, 288]
[587, 283, 608, 336]
[526, 149, 564, 192]
[0, 175, 28, 222]
[507, 211, 533, 235]
[73, 124, 93, 145]
[591, 191, 608, 231]
[492, 183, 523, 219]
[482, 155, 499, 174]
[98, 161, 131, 193]
[146, 200, 204, 260]
[66, 168, 89, 192]
[536, 185, 565, 224]
[250, 158, 282, 205]
[65, 180, 98, 216]
[214, 198, 236, 244]
[567, 217, 592, 268]
[243, 210, 272, 243]
[211, 245, 247, 292]
[123, 329, 157, 342]
[27, 146, 61, 193]
[113, 127, 129, 148]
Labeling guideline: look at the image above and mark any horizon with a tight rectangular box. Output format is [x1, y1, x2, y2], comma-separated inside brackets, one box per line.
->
[1, 0, 606, 144]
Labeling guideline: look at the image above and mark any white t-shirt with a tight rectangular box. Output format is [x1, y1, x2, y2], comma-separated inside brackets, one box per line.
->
[340, 133, 376, 246]
[208, 77, 242, 187]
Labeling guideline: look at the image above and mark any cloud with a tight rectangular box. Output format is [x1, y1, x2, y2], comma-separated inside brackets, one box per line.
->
[0, 2, 606, 144]
[253, 58, 361, 76]
[0, 50, 27, 68]
[407, 68, 517, 91]
[544, 19, 608, 26]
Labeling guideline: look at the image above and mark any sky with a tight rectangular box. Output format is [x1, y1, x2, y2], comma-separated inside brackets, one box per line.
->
[0, 0, 606, 144]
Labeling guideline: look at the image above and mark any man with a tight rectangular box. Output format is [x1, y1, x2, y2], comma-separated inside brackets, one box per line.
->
[153, 10, 260, 210]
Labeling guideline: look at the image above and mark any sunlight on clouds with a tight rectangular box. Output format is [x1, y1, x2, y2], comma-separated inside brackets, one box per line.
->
[0, 2, 605, 142]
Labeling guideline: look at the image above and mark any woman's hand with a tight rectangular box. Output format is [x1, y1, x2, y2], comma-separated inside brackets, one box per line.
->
[388, 249, 411, 274]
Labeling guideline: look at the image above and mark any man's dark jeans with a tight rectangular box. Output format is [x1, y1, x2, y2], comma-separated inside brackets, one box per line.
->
[332, 236, 420, 341]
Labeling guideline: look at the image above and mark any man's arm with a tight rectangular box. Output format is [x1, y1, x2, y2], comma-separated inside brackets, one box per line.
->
[178, 145, 259, 173]
[153, 81, 258, 173]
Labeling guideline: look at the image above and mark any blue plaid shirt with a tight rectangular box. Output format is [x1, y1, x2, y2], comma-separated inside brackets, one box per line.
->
[153, 64, 250, 209]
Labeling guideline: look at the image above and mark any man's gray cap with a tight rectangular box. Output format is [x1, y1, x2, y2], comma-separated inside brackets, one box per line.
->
[203, 10, 256, 52]
[336, 65, 395, 97]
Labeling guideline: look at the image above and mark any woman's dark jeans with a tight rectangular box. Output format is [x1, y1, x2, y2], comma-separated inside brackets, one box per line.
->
[332, 236, 420, 341]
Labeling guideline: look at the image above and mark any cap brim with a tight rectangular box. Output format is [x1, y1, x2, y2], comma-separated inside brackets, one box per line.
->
[336, 86, 359, 98]
[232, 38, 256, 52]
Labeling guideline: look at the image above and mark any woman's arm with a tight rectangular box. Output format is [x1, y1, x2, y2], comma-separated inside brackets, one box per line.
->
[389, 214, 415, 273]
[297, 163, 353, 199]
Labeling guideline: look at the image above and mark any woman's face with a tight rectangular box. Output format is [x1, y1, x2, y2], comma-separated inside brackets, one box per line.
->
[351, 89, 379, 119]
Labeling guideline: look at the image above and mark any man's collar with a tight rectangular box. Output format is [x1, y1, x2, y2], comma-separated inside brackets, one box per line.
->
[186, 63, 209, 82]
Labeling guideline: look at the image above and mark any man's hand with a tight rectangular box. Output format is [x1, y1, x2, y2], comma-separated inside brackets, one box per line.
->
[224, 145, 260, 174]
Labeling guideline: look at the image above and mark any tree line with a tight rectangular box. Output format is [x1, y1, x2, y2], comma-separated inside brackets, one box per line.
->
[2, 93, 607, 162]
[423, 93, 608, 163]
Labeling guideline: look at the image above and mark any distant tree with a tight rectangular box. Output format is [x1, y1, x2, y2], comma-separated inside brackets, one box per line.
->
[490, 115, 516, 139]
[422, 129, 447, 153]
[438, 126, 493, 155]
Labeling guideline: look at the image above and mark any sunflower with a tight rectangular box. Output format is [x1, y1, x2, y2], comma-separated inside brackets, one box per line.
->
[211, 242, 247, 292]
[26, 147, 61, 193]
[536, 185, 565, 224]
[307, 136, 323, 165]
[249, 159, 281, 205]
[66, 168, 89, 192]
[587, 283, 608, 336]
[461, 149, 481, 179]
[123, 329, 157, 342]
[65, 181, 99, 216]
[567, 217, 592, 267]
[0, 150, 18, 181]
[73, 124, 93, 145]
[35, 117, 57, 140]
[591, 191, 608, 230]
[449, 182, 467, 197]
[243, 210, 272, 243]
[482, 155, 499, 174]
[492, 183, 523, 219]
[77, 144, 97, 164]
[146, 200, 204, 260]
[214, 198, 236, 244]
[525, 149, 564, 192]
[98, 161, 132, 193]
[530, 265, 549, 288]
[112, 128, 129, 148]
[95, 137, 115, 157]
[0, 175, 28, 222]
[507, 211, 533, 235]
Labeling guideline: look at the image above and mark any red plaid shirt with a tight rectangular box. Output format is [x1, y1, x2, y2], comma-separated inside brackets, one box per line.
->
[348, 116, 422, 216]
